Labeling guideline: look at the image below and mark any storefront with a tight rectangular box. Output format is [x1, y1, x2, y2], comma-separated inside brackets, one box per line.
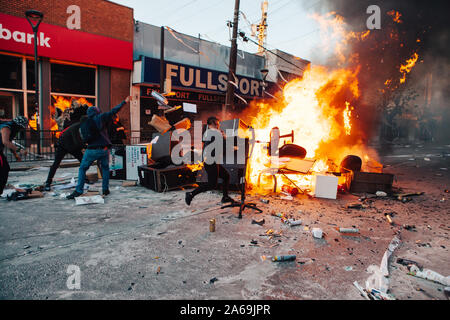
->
[135, 56, 269, 130]
[0, 1, 133, 145]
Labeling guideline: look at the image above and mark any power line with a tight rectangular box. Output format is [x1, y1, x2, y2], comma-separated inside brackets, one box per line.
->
[239, 30, 306, 71]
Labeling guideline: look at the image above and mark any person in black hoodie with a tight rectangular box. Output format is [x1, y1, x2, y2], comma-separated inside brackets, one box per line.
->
[43, 118, 86, 191]
[185, 116, 235, 206]
[0, 116, 28, 195]
[67, 96, 130, 199]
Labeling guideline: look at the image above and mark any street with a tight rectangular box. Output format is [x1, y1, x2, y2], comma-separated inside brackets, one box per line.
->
[0, 142, 449, 300]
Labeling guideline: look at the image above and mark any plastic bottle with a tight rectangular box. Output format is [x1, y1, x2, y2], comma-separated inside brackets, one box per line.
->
[272, 255, 296, 262]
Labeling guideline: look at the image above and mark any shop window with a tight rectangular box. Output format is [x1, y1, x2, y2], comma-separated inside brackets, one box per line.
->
[26, 59, 36, 91]
[51, 63, 95, 95]
[0, 55, 22, 89]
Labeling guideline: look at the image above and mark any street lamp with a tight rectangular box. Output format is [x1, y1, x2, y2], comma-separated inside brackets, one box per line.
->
[25, 9, 43, 155]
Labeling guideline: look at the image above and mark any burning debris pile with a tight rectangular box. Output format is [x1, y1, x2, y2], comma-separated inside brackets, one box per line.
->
[237, 1, 449, 198]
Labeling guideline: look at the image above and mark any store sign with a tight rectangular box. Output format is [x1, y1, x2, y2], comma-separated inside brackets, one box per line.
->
[141, 86, 226, 104]
[0, 12, 132, 70]
[143, 57, 264, 97]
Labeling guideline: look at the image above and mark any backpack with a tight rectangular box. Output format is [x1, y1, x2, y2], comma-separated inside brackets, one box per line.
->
[79, 117, 100, 144]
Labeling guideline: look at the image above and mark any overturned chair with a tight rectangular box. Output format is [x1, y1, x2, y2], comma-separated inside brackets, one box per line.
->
[256, 127, 315, 193]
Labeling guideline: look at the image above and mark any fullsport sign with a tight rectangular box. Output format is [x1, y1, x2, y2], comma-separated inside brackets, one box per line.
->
[0, 12, 132, 70]
[143, 57, 264, 98]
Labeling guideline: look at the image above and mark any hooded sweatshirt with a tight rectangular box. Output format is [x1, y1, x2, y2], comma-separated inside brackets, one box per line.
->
[85, 100, 126, 149]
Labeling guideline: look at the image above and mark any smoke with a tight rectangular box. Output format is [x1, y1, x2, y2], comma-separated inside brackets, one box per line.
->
[306, 0, 450, 142]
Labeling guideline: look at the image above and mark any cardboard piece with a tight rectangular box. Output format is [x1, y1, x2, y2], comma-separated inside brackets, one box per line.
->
[126, 145, 149, 181]
[75, 195, 104, 205]
[313, 174, 338, 199]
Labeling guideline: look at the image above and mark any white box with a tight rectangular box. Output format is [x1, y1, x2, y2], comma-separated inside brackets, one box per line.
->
[313, 174, 338, 199]
[125, 144, 149, 180]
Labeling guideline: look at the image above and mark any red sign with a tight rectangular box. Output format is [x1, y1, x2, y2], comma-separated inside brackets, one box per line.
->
[0, 13, 132, 70]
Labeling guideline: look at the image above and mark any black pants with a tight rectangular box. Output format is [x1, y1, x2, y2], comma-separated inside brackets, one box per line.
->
[0, 150, 10, 195]
[191, 163, 230, 197]
[45, 146, 83, 184]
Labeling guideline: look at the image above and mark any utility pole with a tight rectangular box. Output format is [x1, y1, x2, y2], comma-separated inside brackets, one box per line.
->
[160, 26, 165, 93]
[224, 0, 240, 117]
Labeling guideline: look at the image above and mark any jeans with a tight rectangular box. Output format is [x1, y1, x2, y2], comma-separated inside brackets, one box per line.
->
[75, 148, 110, 194]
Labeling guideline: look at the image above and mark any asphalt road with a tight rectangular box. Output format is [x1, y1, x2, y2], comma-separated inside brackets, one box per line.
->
[0, 142, 449, 300]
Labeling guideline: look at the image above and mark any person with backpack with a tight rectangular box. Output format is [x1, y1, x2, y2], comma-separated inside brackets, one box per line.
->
[0, 116, 29, 195]
[67, 96, 131, 199]
[43, 117, 87, 191]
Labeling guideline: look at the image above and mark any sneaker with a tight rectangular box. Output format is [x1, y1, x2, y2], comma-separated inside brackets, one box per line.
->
[102, 189, 110, 196]
[221, 195, 236, 204]
[185, 192, 193, 206]
[67, 190, 82, 199]
[44, 182, 51, 191]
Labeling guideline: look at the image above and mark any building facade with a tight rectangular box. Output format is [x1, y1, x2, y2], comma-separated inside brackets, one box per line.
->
[0, 0, 133, 141]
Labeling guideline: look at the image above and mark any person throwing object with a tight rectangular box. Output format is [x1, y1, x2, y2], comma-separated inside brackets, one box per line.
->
[67, 96, 131, 199]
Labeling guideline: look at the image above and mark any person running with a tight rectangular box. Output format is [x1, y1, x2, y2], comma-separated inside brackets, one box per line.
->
[185, 116, 235, 206]
[0, 116, 29, 195]
[67, 96, 131, 199]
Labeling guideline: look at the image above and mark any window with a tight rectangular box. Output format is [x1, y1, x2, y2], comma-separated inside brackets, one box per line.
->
[0, 55, 22, 89]
[51, 63, 95, 95]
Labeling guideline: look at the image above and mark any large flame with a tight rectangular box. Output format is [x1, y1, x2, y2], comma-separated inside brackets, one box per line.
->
[243, 12, 381, 194]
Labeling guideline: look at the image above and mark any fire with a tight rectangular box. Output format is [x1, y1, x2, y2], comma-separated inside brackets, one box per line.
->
[343, 101, 352, 135]
[399, 53, 419, 84]
[241, 11, 382, 194]
[187, 161, 204, 172]
[49, 96, 93, 136]
[387, 10, 403, 24]
[245, 65, 371, 193]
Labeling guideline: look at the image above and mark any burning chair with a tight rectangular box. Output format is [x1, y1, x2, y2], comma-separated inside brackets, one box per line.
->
[256, 127, 315, 193]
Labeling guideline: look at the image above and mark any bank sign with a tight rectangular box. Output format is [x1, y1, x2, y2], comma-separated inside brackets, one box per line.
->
[143, 57, 265, 98]
[0, 13, 132, 70]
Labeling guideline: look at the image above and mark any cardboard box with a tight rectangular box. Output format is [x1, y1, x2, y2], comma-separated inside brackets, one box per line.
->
[126, 144, 150, 180]
[313, 174, 338, 199]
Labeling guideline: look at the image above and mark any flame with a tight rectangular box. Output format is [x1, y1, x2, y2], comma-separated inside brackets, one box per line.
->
[399, 53, 419, 84]
[343, 101, 352, 135]
[48, 96, 93, 137]
[241, 12, 382, 194]
[387, 10, 403, 24]
[187, 161, 204, 172]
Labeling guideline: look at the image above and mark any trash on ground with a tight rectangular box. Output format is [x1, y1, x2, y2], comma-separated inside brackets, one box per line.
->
[376, 191, 387, 197]
[384, 213, 394, 225]
[403, 225, 417, 231]
[311, 228, 323, 239]
[122, 180, 137, 187]
[347, 203, 367, 209]
[272, 255, 296, 262]
[338, 227, 359, 233]
[209, 218, 215, 232]
[396, 258, 423, 270]
[209, 277, 218, 284]
[365, 235, 401, 296]
[344, 266, 353, 271]
[286, 219, 302, 226]
[260, 198, 269, 204]
[75, 195, 105, 205]
[407, 265, 450, 286]
[251, 218, 265, 226]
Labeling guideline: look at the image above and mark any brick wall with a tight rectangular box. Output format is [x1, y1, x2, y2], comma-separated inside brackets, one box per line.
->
[111, 68, 132, 135]
[2, 0, 133, 42]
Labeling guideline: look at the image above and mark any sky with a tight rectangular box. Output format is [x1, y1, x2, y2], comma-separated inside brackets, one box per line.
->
[110, 0, 327, 63]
